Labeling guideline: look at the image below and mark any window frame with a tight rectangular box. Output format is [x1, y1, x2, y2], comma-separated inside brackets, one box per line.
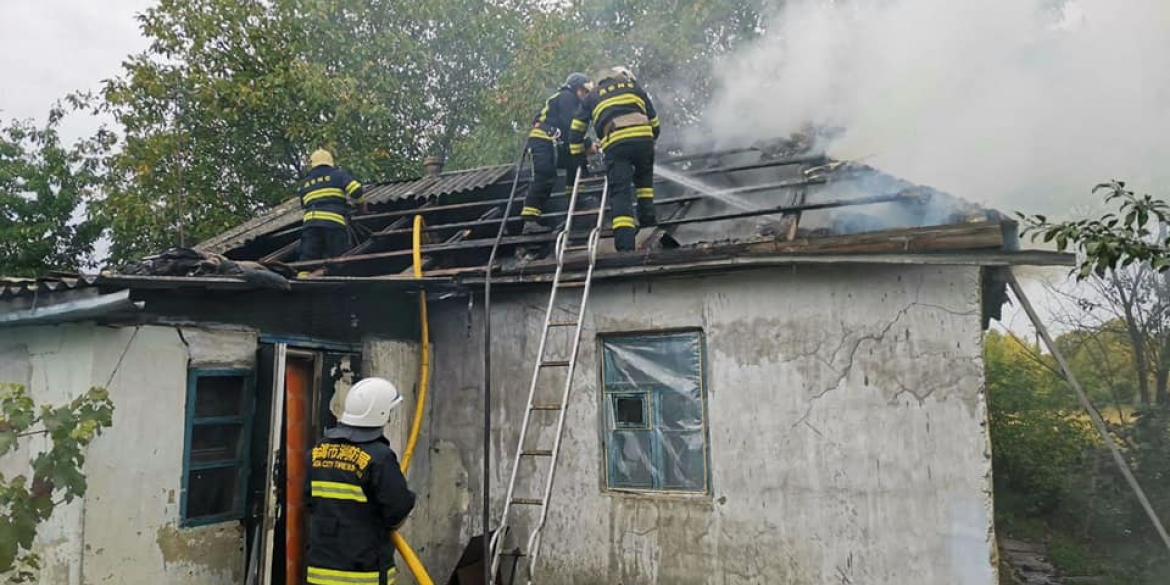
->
[181, 368, 256, 526]
[597, 329, 712, 496]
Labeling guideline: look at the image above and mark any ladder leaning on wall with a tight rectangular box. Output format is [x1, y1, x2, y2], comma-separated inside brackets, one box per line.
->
[487, 167, 610, 584]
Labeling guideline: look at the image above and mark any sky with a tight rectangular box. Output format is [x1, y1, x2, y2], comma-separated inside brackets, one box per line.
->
[0, 0, 154, 140]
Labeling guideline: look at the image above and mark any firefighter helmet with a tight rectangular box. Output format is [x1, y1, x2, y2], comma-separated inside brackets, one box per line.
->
[340, 377, 403, 428]
[565, 72, 592, 91]
[611, 66, 635, 81]
[309, 149, 335, 168]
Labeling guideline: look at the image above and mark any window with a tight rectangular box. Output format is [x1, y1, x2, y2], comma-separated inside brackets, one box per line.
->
[182, 369, 254, 525]
[600, 331, 710, 494]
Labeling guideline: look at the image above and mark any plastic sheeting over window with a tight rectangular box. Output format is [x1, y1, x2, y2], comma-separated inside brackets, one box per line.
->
[601, 331, 709, 493]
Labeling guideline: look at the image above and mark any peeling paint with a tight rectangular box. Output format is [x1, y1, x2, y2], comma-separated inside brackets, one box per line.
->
[156, 524, 244, 581]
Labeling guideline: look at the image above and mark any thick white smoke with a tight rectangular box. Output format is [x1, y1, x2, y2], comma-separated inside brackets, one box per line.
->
[704, 0, 1170, 216]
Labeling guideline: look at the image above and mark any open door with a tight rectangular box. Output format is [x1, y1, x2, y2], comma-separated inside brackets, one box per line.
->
[246, 343, 286, 585]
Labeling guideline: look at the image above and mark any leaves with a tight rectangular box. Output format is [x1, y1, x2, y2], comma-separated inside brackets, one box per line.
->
[0, 97, 112, 277]
[1020, 180, 1170, 280]
[0, 385, 114, 580]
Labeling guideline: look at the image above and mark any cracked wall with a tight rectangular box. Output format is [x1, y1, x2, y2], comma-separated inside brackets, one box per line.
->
[407, 264, 995, 585]
[0, 323, 257, 584]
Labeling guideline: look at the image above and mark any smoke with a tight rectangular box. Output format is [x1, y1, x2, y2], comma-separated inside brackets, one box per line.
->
[703, 0, 1170, 216]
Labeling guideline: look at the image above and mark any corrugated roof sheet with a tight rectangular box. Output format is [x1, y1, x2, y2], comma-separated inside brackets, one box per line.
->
[196, 164, 513, 254]
[0, 275, 99, 300]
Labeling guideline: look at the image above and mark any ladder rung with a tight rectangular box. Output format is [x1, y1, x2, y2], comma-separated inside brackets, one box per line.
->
[548, 320, 578, 327]
[562, 244, 589, 252]
[511, 498, 544, 506]
[521, 449, 553, 457]
[558, 281, 586, 288]
[539, 360, 570, 368]
[530, 403, 563, 411]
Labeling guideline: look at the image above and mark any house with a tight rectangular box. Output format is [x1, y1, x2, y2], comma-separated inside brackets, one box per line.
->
[0, 138, 1071, 584]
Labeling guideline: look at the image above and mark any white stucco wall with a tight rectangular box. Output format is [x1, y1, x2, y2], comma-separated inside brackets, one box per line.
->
[0, 323, 258, 584]
[397, 264, 996, 585]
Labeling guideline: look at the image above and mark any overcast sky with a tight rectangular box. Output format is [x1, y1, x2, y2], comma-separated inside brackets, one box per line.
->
[0, 0, 154, 139]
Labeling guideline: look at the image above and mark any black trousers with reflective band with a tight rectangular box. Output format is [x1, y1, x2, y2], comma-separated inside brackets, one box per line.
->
[604, 138, 655, 250]
[300, 225, 351, 262]
[522, 137, 558, 218]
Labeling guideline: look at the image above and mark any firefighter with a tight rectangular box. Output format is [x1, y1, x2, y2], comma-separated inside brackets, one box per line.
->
[518, 72, 595, 235]
[297, 149, 365, 274]
[306, 377, 415, 585]
[567, 66, 659, 251]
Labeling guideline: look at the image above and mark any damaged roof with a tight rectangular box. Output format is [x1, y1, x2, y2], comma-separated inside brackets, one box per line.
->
[189, 137, 1068, 282]
[197, 164, 512, 254]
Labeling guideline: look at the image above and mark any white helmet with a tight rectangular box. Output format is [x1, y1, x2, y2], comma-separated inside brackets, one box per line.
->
[611, 65, 635, 81]
[340, 377, 403, 428]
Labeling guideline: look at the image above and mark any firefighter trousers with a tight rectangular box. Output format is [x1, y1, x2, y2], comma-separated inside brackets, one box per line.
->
[604, 139, 656, 251]
[521, 138, 559, 221]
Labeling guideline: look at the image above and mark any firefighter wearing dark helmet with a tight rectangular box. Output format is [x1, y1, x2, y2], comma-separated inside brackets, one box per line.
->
[518, 72, 594, 235]
[567, 66, 659, 251]
[306, 377, 415, 585]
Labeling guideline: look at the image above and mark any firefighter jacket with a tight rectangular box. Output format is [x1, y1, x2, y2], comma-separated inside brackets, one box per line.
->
[306, 433, 416, 585]
[568, 77, 659, 155]
[528, 85, 582, 145]
[298, 165, 365, 229]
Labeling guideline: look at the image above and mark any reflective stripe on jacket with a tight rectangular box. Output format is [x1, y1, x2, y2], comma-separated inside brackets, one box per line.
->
[298, 166, 365, 228]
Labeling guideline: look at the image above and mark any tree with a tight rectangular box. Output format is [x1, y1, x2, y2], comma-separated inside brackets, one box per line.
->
[451, 0, 769, 167]
[1022, 182, 1170, 405]
[0, 385, 114, 583]
[0, 98, 113, 277]
[96, 0, 526, 263]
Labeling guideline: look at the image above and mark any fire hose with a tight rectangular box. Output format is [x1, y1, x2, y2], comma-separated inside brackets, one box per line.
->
[387, 214, 437, 585]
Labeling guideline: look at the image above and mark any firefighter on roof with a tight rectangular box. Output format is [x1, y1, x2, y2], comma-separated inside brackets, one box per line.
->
[307, 377, 415, 585]
[297, 149, 365, 275]
[519, 72, 595, 235]
[568, 65, 659, 251]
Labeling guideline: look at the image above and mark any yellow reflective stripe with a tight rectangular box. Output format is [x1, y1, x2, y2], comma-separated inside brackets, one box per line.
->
[528, 128, 554, 141]
[306, 565, 390, 585]
[594, 93, 646, 121]
[568, 143, 585, 154]
[570, 118, 587, 132]
[303, 210, 347, 225]
[649, 116, 660, 128]
[310, 480, 368, 502]
[636, 187, 654, 199]
[521, 206, 542, 217]
[345, 180, 362, 196]
[536, 95, 554, 124]
[601, 125, 655, 148]
[302, 187, 346, 204]
[613, 215, 637, 229]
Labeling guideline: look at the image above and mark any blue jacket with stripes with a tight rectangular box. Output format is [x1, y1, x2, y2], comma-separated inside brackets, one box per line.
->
[298, 165, 365, 229]
[306, 435, 415, 582]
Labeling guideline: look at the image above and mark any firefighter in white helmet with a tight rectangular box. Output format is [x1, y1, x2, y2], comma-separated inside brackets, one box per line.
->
[306, 377, 415, 585]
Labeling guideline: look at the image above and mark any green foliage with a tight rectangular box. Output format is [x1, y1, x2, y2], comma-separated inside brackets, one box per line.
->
[986, 331, 1096, 514]
[96, 0, 526, 262]
[1019, 181, 1170, 279]
[0, 385, 114, 582]
[0, 97, 114, 277]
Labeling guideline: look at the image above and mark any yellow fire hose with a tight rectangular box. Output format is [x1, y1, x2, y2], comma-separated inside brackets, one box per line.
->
[389, 214, 435, 584]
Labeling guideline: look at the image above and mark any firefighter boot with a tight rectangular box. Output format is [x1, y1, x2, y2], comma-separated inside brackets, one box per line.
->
[522, 219, 553, 235]
[614, 226, 637, 252]
[637, 202, 657, 228]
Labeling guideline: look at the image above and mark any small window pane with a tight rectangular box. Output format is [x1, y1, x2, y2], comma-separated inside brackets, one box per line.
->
[661, 431, 706, 491]
[190, 423, 243, 464]
[613, 395, 647, 429]
[608, 431, 655, 488]
[187, 466, 239, 519]
[194, 376, 246, 418]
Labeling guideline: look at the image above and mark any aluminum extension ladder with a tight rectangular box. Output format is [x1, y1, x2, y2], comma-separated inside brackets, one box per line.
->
[488, 168, 609, 583]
